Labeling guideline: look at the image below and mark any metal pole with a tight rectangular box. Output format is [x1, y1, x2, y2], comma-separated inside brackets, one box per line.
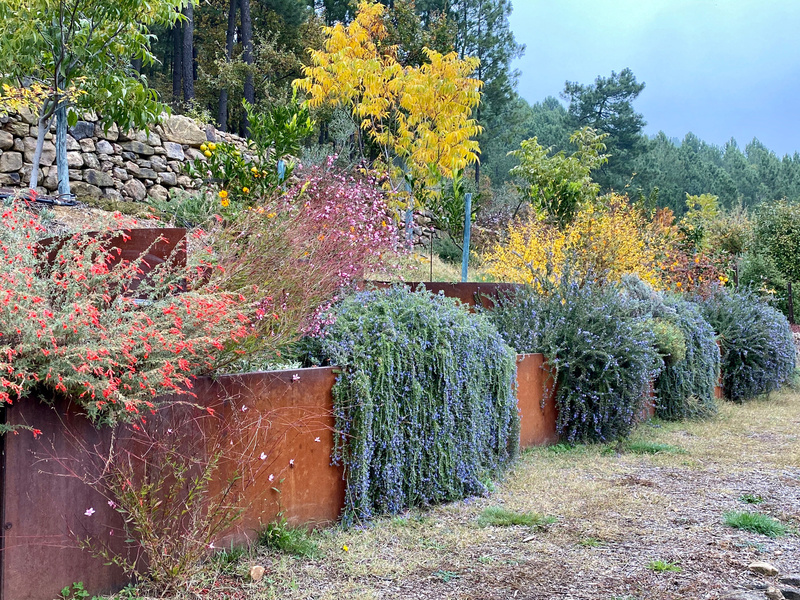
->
[461, 192, 472, 282]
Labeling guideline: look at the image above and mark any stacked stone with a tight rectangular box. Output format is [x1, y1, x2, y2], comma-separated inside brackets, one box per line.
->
[0, 110, 246, 202]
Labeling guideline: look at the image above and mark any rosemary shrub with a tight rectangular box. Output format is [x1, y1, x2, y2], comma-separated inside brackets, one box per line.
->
[621, 276, 720, 420]
[315, 287, 519, 524]
[701, 289, 795, 402]
[491, 275, 660, 443]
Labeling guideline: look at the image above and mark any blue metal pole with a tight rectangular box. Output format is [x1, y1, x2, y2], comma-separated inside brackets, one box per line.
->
[461, 192, 472, 282]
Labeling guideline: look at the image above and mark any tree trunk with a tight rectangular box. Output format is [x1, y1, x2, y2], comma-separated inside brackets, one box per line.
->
[240, 0, 254, 135]
[217, 0, 238, 131]
[131, 57, 143, 73]
[788, 281, 795, 324]
[29, 115, 49, 191]
[172, 20, 183, 103]
[56, 103, 70, 197]
[182, 3, 195, 105]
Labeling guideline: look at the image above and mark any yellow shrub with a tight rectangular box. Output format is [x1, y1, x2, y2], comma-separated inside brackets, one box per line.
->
[485, 194, 670, 288]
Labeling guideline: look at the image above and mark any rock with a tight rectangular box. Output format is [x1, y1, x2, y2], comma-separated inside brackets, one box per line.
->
[249, 565, 266, 582]
[781, 577, 800, 588]
[0, 130, 13, 150]
[121, 151, 137, 161]
[206, 125, 217, 142]
[6, 120, 30, 137]
[82, 153, 101, 170]
[113, 167, 130, 182]
[163, 141, 185, 161]
[102, 187, 123, 201]
[17, 107, 38, 125]
[0, 172, 21, 186]
[96, 140, 114, 155]
[120, 141, 155, 156]
[722, 591, 771, 600]
[23, 139, 56, 167]
[750, 562, 780, 577]
[0, 151, 23, 172]
[71, 170, 83, 181]
[20, 164, 42, 185]
[157, 171, 177, 186]
[79, 138, 96, 153]
[71, 181, 102, 199]
[177, 175, 193, 187]
[96, 123, 119, 142]
[13, 138, 24, 152]
[780, 587, 800, 600]
[148, 184, 169, 201]
[133, 129, 161, 146]
[766, 587, 786, 600]
[110, 155, 123, 167]
[66, 135, 81, 151]
[158, 114, 206, 147]
[66, 152, 84, 168]
[185, 147, 206, 161]
[137, 167, 158, 180]
[136, 159, 153, 169]
[151, 156, 167, 171]
[83, 168, 114, 188]
[125, 161, 140, 174]
[123, 178, 147, 201]
[43, 169, 58, 191]
[69, 120, 95, 140]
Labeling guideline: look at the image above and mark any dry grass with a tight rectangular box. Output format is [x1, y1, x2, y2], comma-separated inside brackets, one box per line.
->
[120, 388, 800, 600]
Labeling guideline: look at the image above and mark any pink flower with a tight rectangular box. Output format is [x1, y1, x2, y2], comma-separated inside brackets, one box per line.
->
[84, 508, 95, 517]
[107, 500, 116, 508]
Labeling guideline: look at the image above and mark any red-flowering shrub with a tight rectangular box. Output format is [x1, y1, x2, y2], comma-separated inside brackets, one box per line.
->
[0, 202, 253, 430]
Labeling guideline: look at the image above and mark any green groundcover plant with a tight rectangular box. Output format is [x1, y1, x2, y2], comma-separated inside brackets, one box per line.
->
[490, 269, 660, 443]
[622, 276, 720, 420]
[701, 288, 795, 402]
[308, 286, 519, 524]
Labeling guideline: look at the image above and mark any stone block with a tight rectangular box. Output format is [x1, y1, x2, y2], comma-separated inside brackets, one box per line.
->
[6, 120, 29, 137]
[79, 138, 96, 153]
[0, 130, 13, 150]
[71, 181, 102, 199]
[69, 120, 95, 140]
[157, 114, 206, 147]
[82, 153, 101, 170]
[148, 184, 169, 201]
[0, 151, 23, 172]
[66, 151, 84, 168]
[157, 171, 177, 186]
[120, 141, 155, 156]
[96, 140, 114, 155]
[123, 178, 147, 201]
[83, 168, 114, 187]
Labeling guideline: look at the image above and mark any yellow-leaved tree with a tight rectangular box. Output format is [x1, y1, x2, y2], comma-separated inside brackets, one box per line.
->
[485, 194, 676, 288]
[293, 0, 483, 214]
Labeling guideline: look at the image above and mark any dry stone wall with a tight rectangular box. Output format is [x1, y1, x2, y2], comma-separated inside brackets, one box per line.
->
[0, 110, 244, 202]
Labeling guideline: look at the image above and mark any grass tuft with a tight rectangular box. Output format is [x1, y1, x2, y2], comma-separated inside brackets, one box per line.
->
[209, 543, 250, 574]
[738, 493, 764, 505]
[477, 506, 556, 529]
[258, 519, 320, 558]
[723, 511, 787, 537]
[647, 559, 682, 572]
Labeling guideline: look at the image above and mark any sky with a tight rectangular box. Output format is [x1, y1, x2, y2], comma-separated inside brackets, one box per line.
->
[508, 0, 800, 157]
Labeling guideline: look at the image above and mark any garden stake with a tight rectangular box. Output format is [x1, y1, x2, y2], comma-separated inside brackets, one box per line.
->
[461, 193, 472, 282]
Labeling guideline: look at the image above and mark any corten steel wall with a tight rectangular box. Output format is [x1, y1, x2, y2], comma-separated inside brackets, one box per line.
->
[0, 366, 344, 600]
[365, 281, 520, 310]
[516, 354, 559, 448]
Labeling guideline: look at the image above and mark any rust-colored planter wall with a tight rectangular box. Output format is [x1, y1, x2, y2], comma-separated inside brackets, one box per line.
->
[365, 281, 519, 310]
[516, 354, 558, 448]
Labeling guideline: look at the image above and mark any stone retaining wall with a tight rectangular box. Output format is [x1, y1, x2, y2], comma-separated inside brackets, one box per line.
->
[0, 110, 242, 202]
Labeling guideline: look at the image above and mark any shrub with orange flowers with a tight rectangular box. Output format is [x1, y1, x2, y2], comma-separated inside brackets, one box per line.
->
[0, 201, 254, 431]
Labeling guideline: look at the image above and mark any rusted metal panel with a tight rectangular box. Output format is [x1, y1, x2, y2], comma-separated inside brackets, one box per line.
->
[637, 380, 657, 422]
[365, 281, 520, 310]
[516, 354, 559, 448]
[0, 366, 343, 600]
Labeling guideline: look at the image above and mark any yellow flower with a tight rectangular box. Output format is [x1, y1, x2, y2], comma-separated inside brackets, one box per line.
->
[342, 545, 349, 552]
[243, 187, 250, 194]
[251, 166, 258, 173]
[267, 212, 277, 219]
[221, 198, 230, 207]
[204, 150, 212, 158]
[262, 170, 268, 176]
[208, 142, 217, 150]
[200, 143, 208, 151]
[219, 190, 228, 199]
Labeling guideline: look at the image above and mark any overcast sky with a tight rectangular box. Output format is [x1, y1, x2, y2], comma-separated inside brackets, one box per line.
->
[508, 0, 800, 156]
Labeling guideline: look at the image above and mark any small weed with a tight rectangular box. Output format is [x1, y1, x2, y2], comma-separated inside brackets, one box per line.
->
[723, 511, 787, 537]
[647, 559, 682, 572]
[733, 540, 765, 552]
[578, 537, 602, 548]
[477, 506, 556, 529]
[624, 441, 685, 455]
[478, 555, 496, 564]
[210, 543, 250, 574]
[258, 519, 319, 558]
[59, 582, 99, 600]
[547, 443, 584, 454]
[738, 493, 765, 505]
[433, 570, 460, 582]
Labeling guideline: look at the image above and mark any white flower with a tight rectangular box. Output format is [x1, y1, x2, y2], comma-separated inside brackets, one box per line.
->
[289, 459, 295, 467]
[268, 474, 274, 482]
[241, 405, 248, 412]
[260, 452, 267, 460]
[314, 437, 321, 443]
[84, 508, 95, 517]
